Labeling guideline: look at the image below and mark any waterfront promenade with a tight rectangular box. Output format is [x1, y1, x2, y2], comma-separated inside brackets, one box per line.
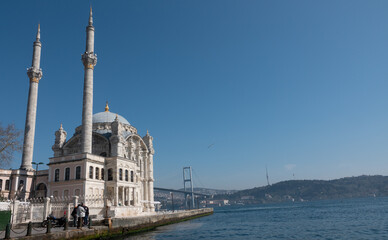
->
[0, 208, 213, 240]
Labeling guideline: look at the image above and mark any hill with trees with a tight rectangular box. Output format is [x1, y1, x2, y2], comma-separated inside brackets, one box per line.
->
[215, 175, 388, 204]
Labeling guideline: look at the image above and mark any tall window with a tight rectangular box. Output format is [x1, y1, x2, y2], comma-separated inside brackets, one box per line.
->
[108, 168, 113, 181]
[119, 168, 123, 181]
[65, 168, 70, 181]
[54, 169, 60, 182]
[125, 170, 129, 181]
[89, 166, 94, 179]
[95, 167, 100, 180]
[76, 166, 81, 180]
[101, 168, 104, 180]
[5, 180, 9, 190]
[130, 171, 134, 182]
[0, 179, 2, 190]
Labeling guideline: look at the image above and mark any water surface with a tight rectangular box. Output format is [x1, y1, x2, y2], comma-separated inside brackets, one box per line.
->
[127, 197, 388, 239]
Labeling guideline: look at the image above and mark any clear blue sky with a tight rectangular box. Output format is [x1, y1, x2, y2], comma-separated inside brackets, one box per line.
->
[1, 0, 388, 190]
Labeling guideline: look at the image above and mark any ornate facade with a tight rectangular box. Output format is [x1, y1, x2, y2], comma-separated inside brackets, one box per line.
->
[0, 8, 155, 216]
[48, 105, 155, 215]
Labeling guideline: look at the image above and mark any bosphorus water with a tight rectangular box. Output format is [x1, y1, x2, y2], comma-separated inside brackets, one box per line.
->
[127, 197, 388, 239]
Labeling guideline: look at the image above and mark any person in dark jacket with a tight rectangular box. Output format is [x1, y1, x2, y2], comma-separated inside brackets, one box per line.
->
[83, 204, 89, 225]
[71, 205, 78, 227]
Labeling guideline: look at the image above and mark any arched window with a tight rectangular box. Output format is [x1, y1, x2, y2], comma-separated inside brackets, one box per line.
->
[101, 168, 104, 180]
[95, 167, 100, 180]
[130, 171, 134, 182]
[75, 189, 80, 196]
[5, 180, 10, 190]
[64, 190, 69, 196]
[54, 169, 60, 182]
[100, 152, 107, 157]
[65, 168, 70, 181]
[76, 166, 81, 180]
[89, 166, 94, 179]
[108, 168, 113, 181]
[0, 179, 2, 190]
[119, 169, 123, 181]
[125, 170, 129, 181]
[53, 191, 58, 197]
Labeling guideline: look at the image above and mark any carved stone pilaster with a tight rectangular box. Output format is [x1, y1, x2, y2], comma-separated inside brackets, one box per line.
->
[143, 131, 154, 155]
[81, 52, 97, 69]
[27, 67, 42, 83]
[52, 124, 67, 157]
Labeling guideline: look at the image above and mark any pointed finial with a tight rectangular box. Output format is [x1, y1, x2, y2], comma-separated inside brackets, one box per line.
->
[105, 101, 109, 112]
[115, 114, 119, 121]
[60, 123, 63, 130]
[146, 130, 149, 136]
[36, 24, 40, 42]
[89, 6, 93, 26]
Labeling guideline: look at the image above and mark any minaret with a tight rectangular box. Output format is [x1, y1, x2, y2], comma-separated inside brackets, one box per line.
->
[81, 7, 97, 153]
[20, 25, 43, 170]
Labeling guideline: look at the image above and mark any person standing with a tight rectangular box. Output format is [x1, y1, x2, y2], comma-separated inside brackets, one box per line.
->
[71, 205, 78, 227]
[83, 204, 89, 225]
[77, 203, 86, 229]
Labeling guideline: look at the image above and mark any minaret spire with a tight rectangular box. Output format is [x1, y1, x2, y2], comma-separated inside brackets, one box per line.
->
[81, 8, 97, 153]
[21, 24, 43, 170]
[36, 24, 40, 42]
[89, 6, 93, 26]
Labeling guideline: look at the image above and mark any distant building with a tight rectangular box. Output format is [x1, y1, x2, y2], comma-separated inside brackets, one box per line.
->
[0, 9, 155, 216]
[241, 196, 255, 200]
[206, 199, 229, 207]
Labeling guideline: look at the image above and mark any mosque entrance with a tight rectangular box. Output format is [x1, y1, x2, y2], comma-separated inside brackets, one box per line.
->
[35, 183, 47, 198]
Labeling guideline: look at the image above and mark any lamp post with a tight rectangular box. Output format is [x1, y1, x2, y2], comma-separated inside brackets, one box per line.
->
[32, 162, 44, 198]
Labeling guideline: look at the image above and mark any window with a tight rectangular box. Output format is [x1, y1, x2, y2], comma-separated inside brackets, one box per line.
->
[19, 180, 24, 190]
[65, 168, 70, 181]
[119, 169, 123, 181]
[96, 167, 100, 180]
[76, 166, 81, 180]
[0, 179, 2, 190]
[130, 171, 134, 182]
[125, 170, 129, 181]
[53, 191, 58, 197]
[5, 180, 9, 190]
[108, 168, 113, 181]
[75, 189, 80, 196]
[64, 190, 69, 196]
[101, 168, 104, 180]
[89, 166, 94, 179]
[54, 169, 60, 182]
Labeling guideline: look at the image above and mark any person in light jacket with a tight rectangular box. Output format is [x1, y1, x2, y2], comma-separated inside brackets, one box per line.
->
[77, 203, 86, 229]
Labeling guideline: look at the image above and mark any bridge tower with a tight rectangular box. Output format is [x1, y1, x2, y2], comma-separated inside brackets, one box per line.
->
[183, 167, 195, 209]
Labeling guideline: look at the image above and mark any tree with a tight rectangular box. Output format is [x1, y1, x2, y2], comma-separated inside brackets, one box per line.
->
[0, 123, 22, 167]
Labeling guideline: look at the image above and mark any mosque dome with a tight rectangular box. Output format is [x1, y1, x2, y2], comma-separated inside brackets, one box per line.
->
[92, 102, 130, 125]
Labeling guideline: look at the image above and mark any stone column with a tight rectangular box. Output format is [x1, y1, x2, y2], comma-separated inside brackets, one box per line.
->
[132, 188, 135, 206]
[81, 7, 97, 153]
[121, 187, 125, 206]
[21, 25, 42, 170]
[43, 197, 51, 220]
[148, 153, 154, 210]
[143, 155, 149, 209]
[114, 187, 118, 206]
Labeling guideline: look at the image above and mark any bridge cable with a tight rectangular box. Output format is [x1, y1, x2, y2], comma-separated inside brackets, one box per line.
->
[192, 168, 206, 189]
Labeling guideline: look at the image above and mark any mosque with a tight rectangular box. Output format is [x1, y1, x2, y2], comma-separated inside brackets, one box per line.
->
[0, 8, 155, 215]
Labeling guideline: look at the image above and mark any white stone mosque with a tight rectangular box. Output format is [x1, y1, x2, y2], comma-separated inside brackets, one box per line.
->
[0, 8, 155, 215]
